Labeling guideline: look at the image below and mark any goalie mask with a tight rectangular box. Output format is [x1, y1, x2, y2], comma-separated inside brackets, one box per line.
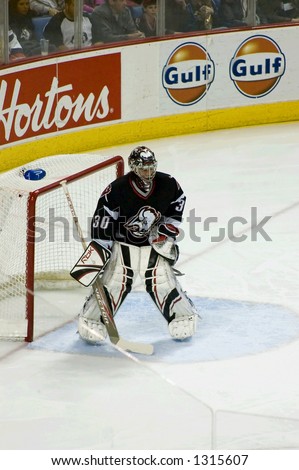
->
[128, 146, 157, 184]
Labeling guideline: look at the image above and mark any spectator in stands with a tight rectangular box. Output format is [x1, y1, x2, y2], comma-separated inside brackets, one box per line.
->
[135, 0, 157, 37]
[8, 28, 26, 61]
[91, 0, 145, 44]
[126, 0, 143, 6]
[217, 0, 247, 28]
[240, 0, 247, 16]
[83, 0, 95, 13]
[257, 0, 299, 24]
[44, 0, 94, 50]
[83, 0, 94, 13]
[83, 0, 105, 13]
[165, 0, 198, 34]
[192, 0, 215, 29]
[9, 0, 49, 56]
[29, 0, 65, 16]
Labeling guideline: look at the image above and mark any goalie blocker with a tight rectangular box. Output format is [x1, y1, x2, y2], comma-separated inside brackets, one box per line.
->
[70, 240, 111, 286]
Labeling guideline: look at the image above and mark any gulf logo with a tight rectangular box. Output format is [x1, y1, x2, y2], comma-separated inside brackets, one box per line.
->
[230, 35, 286, 98]
[162, 42, 215, 106]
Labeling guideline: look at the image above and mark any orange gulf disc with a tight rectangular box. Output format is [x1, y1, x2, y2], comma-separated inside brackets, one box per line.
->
[169, 44, 207, 64]
[236, 77, 278, 96]
[236, 37, 279, 57]
[167, 44, 209, 104]
[234, 36, 281, 97]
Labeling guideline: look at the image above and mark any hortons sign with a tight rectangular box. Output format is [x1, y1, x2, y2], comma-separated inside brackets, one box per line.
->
[162, 42, 215, 106]
[229, 35, 286, 98]
[0, 53, 121, 145]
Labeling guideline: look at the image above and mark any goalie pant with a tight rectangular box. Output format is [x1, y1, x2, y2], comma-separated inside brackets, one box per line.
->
[79, 241, 198, 342]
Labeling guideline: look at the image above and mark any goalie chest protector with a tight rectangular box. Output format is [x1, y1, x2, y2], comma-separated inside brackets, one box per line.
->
[91, 171, 186, 246]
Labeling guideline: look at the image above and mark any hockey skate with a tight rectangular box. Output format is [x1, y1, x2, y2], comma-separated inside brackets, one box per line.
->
[78, 292, 107, 344]
[78, 316, 107, 344]
[168, 313, 198, 340]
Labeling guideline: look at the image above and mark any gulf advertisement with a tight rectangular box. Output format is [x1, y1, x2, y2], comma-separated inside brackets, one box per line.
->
[160, 27, 299, 113]
[0, 26, 298, 150]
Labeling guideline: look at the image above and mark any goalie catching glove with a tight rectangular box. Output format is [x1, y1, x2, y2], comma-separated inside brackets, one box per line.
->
[70, 240, 112, 286]
[149, 223, 179, 265]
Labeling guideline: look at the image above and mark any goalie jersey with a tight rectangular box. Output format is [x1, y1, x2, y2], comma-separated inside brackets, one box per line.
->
[91, 171, 186, 247]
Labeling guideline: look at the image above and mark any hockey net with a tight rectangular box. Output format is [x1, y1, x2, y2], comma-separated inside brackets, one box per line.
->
[0, 153, 124, 342]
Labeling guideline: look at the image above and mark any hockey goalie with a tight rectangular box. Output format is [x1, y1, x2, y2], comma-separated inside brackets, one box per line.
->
[74, 146, 199, 344]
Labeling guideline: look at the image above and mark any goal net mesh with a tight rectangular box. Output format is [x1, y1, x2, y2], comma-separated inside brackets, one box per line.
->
[0, 153, 124, 341]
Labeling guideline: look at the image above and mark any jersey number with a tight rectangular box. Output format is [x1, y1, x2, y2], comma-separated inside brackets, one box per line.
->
[92, 215, 110, 229]
[175, 196, 185, 212]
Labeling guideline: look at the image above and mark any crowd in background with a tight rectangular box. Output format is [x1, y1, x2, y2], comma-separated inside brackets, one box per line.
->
[7, 0, 299, 61]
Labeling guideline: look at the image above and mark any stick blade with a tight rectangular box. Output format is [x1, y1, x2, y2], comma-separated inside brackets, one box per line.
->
[115, 338, 154, 356]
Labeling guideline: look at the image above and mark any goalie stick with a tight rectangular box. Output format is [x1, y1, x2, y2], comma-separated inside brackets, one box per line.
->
[60, 180, 154, 356]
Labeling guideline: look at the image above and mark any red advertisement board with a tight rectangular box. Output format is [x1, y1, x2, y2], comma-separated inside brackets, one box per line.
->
[0, 52, 121, 145]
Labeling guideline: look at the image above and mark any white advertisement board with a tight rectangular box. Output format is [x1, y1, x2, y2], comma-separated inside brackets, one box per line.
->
[0, 26, 298, 164]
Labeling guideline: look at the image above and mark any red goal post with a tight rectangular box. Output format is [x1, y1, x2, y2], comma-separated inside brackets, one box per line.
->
[0, 154, 124, 342]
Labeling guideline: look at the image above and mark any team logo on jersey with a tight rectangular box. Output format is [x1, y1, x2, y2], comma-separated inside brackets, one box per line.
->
[124, 206, 161, 238]
[100, 184, 112, 199]
[230, 35, 286, 98]
[162, 42, 215, 106]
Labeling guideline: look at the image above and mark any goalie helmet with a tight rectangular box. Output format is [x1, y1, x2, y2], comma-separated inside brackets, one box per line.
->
[128, 146, 157, 183]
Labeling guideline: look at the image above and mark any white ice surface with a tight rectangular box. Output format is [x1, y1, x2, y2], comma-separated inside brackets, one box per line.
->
[1, 122, 299, 450]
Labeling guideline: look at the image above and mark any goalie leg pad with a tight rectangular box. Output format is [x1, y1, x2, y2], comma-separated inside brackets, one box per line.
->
[141, 247, 199, 327]
[79, 242, 137, 328]
[168, 313, 197, 340]
[81, 291, 101, 321]
[100, 242, 136, 315]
